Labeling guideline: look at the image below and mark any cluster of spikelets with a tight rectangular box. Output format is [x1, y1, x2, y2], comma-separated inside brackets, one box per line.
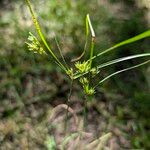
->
[26, 32, 46, 55]
[25, 0, 150, 97]
[79, 77, 95, 95]
[26, 31, 97, 95]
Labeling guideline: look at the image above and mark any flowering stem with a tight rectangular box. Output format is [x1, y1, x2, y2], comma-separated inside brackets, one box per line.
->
[25, 0, 67, 72]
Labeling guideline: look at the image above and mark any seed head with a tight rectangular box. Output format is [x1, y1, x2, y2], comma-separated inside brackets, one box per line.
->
[26, 32, 46, 55]
[75, 61, 90, 73]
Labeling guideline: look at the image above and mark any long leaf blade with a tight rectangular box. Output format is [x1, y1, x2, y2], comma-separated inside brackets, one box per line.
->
[71, 14, 90, 62]
[97, 53, 150, 69]
[74, 53, 150, 79]
[86, 14, 90, 38]
[25, 0, 66, 71]
[95, 60, 150, 87]
[87, 14, 95, 68]
[89, 30, 150, 61]
[87, 14, 95, 38]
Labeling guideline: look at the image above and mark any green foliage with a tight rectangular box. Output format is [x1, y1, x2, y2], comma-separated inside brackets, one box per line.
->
[25, 0, 67, 72]
[25, 0, 150, 97]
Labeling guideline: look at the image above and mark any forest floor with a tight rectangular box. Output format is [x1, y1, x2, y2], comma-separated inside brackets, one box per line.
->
[0, 73, 141, 149]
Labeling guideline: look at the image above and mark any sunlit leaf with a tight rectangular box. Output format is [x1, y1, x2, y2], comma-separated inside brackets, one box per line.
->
[90, 30, 150, 61]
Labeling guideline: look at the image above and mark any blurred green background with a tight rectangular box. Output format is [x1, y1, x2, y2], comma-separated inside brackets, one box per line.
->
[0, 0, 150, 149]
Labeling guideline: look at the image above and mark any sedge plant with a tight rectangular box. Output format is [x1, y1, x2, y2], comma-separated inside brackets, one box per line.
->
[25, 0, 150, 127]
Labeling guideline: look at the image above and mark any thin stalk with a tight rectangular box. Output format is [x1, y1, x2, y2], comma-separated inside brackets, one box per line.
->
[65, 79, 74, 132]
[89, 38, 95, 68]
[95, 60, 150, 88]
[54, 36, 69, 69]
[71, 14, 90, 62]
[87, 14, 95, 88]
[71, 36, 88, 62]
[25, 0, 66, 72]
[87, 14, 95, 39]
[83, 95, 88, 130]
[87, 14, 96, 69]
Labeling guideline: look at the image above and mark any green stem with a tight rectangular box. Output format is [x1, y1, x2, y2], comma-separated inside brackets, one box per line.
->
[65, 79, 74, 132]
[89, 38, 95, 68]
[54, 36, 69, 69]
[88, 30, 150, 62]
[83, 95, 88, 130]
[25, 0, 66, 72]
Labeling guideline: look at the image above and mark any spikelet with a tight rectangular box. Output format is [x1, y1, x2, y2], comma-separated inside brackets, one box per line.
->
[26, 32, 46, 55]
[75, 61, 90, 73]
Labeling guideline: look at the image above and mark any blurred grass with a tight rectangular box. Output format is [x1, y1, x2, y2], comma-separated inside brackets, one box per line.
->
[0, 0, 150, 149]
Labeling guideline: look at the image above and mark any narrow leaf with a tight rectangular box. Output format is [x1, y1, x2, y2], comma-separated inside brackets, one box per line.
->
[87, 14, 96, 68]
[74, 53, 150, 79]
[71, 14, 90, 62]
[54, 36, 69, 69]
[95, 60, 150, 87]
[89, 40, 95, 68]
[97, 53, 150, 69]
[87, 14, 95, 38]
[89, 30, 150, 61]
[86, 14, 89, 38]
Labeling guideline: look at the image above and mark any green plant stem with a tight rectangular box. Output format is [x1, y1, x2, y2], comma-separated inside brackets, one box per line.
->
[25, 0, 66, 72]
[87, 14, 95, 69]
[87, 30, 150, 62]
[65, 79, 74, 132]
[54, 36, 69, 69]
[71, 36, 88, 62]
[71, 14, 91, 62]
[83, 95, 88, 130]
[87, 14, 95, 38]
[89, 38, 95, 68]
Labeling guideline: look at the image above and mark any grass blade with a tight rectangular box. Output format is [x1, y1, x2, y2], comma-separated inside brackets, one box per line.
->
[54, 36, 69, 69]
[86, 14, 89, 38]
[71, 14, 90, 62]
[89, 30, 150, 61]
[87, 14, 95, 38]
[95, 60, 150, 87]
[74, 53, 150, 79]
[97, 53, 150, 69]
[87, 14, 96, 68]
[89, 38, 95, 68]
